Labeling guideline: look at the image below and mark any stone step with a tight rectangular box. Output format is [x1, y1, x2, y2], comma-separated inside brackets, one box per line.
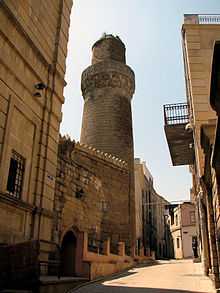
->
[39, 276, 89, 293]
[40, 275, 89, 284]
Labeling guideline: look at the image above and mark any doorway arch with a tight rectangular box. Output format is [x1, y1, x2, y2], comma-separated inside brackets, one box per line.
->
[61, 231, 77, 276]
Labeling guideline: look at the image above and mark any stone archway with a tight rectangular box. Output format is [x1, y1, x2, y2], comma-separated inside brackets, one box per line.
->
[61, 231, 77, 276]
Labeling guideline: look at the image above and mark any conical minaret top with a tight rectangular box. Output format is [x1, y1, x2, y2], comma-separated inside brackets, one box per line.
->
[80, 34, 135, 166]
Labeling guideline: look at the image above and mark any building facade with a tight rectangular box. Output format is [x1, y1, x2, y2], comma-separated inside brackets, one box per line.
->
[0, 18, 141, 287]
[164, 14, 220, 290]
[55, 136, 132, 278]
[169, 202, 197, 259]
[0, 0, 73, 257]
[156, 193, 171, 259]
[134, 158, 171, 259]
[0, 2, 176, 289]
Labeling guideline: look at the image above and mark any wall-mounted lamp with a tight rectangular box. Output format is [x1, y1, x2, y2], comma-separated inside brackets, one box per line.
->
[33, 92, 42, 98]
[33, 82, 46, 98]
[34, 82, 46, 90]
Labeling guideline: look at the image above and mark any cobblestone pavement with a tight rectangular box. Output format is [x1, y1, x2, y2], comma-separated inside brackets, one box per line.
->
[71, 260, 215, 293]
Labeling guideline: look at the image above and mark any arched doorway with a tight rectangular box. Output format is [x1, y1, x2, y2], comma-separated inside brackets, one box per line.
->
[61, 231, 77, 276]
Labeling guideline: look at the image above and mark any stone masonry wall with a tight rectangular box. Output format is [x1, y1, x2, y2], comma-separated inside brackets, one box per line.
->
[55, 137, 131, 248]
[183, 24, 220, 176]
[0, 1, 73, 244]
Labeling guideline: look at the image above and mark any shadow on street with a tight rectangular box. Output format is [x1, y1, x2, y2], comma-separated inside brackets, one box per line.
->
[75, 283, 207, 293]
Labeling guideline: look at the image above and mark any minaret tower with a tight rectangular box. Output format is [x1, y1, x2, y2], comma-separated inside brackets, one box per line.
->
[80, 34, 135, 167]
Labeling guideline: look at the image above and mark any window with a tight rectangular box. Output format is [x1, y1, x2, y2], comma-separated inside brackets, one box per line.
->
[177, 238, 180, 249]
[190, 211, 196, 224]
[175, 214, 178, 226]
[171, 213, 174, 225]
[7, 150, 25, 199]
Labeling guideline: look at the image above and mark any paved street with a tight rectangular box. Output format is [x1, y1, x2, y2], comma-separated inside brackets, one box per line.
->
[72, 260, 215, 293]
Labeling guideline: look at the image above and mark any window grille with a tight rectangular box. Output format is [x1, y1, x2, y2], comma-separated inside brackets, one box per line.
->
[164, 103, 190, 125]
[7, 150, 25, 199]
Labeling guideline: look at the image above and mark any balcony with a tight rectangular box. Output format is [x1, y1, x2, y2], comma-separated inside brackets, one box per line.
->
[164, 103, 194, 166]
[184, 14, 220, 25]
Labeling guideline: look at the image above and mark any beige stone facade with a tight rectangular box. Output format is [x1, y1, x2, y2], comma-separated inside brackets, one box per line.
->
[164, 15, 220, 289]
[0, 5, 144, 286]
[51, 136, 136, 278]
[134, 158, 153, 250]
[169, 202, 197, 259]
[0, 2, 173, 290]
[155, 193, 171, 259]
[0, 0, 73, 249]
[56, 137, 131, 247]
[134, 158, 171, 259]
[182, 18, 220, 177]
[164, 14, 220, 290]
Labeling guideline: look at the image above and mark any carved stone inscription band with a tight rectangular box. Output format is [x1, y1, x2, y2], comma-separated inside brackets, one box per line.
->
[81, 61, 135, 99]
[81, 71, 134, 98]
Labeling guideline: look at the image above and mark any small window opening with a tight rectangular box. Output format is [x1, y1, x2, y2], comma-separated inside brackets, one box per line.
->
[7, 150, 25, 199]
[175, 214, 178, 226]
[177, 238, 180, 249]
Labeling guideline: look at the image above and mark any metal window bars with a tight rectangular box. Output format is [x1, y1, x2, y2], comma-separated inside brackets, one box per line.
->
[163, 103, 189, 126]
[88, 236, 105, 255]
[7, 150, 25, 199]
[184, 14, 220, 25]
[199, 14, 220, 24]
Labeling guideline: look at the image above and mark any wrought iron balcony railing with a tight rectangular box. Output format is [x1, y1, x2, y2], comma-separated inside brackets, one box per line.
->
[164, 103, 189, 126]
[184, 14, 220, 25]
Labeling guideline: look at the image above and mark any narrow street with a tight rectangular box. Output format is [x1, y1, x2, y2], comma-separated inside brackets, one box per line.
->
[71, 260, 215, 293]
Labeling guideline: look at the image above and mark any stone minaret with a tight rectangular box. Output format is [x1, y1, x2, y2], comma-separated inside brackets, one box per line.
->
[80, 34, 135, 167]
[81, 35, 136, 252]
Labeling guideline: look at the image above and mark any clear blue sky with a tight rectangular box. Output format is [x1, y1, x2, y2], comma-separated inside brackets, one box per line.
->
[61, 0, 220, 202]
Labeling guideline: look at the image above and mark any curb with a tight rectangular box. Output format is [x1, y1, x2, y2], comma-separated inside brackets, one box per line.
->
[67, 260, 157, 293]
[66, 268, 132, 293]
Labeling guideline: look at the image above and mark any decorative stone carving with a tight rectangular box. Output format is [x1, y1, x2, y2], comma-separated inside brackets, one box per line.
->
[81, 61, 135, 99]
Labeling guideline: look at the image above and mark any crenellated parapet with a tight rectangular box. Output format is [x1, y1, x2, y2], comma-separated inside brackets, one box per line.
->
[58, 135, 128, 170]
[74, 142, 128, 169]
[58, 134, 75, 158]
